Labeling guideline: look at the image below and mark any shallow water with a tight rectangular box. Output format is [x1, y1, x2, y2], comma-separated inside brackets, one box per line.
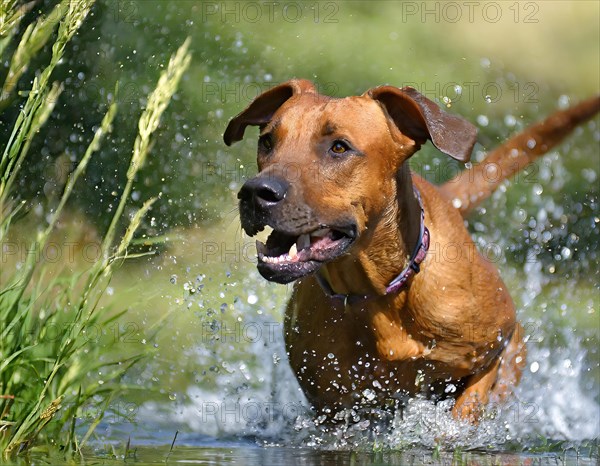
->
[79, 271, 599, 464]
[79, 444, 598, 466]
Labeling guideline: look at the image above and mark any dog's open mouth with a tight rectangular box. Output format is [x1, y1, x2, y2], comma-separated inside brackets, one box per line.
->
[254, 226, 356, 283]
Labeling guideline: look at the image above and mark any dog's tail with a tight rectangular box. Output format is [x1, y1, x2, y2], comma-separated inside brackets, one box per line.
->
[440, 95, 600, 217]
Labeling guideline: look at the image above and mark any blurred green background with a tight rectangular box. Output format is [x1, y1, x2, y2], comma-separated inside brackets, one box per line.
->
[4, 0, 598, 232]
[1, 0, 599, 435]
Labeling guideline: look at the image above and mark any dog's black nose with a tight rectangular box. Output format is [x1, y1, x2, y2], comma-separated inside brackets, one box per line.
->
[238, 176, 289, 207]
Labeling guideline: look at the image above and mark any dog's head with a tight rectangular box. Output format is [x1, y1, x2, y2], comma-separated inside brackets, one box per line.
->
[224, 79, 477, 284]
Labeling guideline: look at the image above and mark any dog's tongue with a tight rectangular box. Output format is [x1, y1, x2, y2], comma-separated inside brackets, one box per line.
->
[305, 231, 338, 251]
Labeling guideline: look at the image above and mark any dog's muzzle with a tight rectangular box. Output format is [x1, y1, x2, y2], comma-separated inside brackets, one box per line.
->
[238, 175, 357, 284]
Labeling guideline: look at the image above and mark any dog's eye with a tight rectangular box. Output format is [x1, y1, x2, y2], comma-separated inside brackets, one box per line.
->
[330, 141, 349, 155]
[259, 134, 273, 152]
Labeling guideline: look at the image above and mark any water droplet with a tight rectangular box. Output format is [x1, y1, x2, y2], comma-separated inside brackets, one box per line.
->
[581, 168, 597, 183]
[362, 388, 376, 401]
[476, 115, 489, 126]
[504, 115, 517, 127]
[444, 384, 457, 394]
[530, 361, 540, 373]
[558, 94, 570, 109]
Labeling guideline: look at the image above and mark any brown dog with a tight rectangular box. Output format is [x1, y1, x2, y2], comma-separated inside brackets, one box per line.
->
[224, 80, 600, 422]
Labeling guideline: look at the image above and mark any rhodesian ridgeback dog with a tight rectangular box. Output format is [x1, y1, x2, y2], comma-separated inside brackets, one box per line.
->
[224, 80, 600, 422]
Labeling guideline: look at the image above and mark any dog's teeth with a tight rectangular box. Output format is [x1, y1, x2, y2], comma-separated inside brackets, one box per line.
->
[297, 234, 311, 250]
[261, 246, 297, 265]
[311, 228, 330, 238]
[288, 243, 298, 259]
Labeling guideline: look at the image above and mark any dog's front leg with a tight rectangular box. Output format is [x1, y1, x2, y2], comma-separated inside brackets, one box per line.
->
[451, 322, 527, 422]
[451, 358, 501, 422]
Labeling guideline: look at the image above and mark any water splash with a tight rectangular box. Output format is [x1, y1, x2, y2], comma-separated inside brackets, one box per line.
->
[138, 287, 598, 450]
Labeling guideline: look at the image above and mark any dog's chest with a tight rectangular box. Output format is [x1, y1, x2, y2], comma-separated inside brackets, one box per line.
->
[284, 298, 477, 405]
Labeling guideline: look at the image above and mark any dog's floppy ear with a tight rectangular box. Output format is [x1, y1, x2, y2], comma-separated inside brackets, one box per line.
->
[367, 86, 477, 162]
[224, 79, 316, 146]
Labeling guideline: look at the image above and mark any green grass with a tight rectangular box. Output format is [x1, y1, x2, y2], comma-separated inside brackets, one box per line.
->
[0, 1, 191, 458]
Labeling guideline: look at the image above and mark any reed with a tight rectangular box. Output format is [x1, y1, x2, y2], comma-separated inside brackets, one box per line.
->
[0, 1, 191, 457]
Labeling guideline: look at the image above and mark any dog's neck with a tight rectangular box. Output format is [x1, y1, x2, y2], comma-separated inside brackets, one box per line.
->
[320, 164, 422, 297]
